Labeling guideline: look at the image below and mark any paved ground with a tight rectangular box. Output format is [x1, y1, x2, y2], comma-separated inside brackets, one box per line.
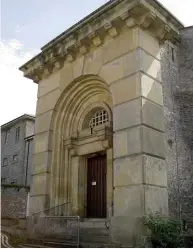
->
[1, 233, 12, 248]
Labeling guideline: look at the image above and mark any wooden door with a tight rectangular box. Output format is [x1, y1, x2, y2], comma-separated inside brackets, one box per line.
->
[87, 154, 107, 218]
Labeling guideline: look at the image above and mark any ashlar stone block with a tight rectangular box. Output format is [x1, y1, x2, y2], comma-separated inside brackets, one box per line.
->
[28, 195, 48, 215]
[142, 99, 164, 131]
[30, 173, 48, 196]
[141, 73, 163, 106]
[114, 185, 144, 217]
[35, 110, 54, 134]
[110, 73, 141, 106]
[38, 70, 60, 98]
[36, 89, 61, 115]
[143, 155, 167, 187]
[34, 131, 52, 154]
[142, 126, 165, 158]
[114, 127, 141, 158]
[139, 29, 161, 60]
[33, 151, 52, 175]
[83, 47, 103, 75]
[72, 55, 84, 79]
[113, 99, 141, 131]
[59, 62, 74, 92]
[140, 49, 161, 82]
[99, 49, 140, 84]
[114, 155, 143, 186]
[102, 28, 139, 64]
[144, 186, 168, 215]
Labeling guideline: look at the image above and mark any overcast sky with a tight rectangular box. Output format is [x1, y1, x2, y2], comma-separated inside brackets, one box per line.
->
[0, 0, 193, 125]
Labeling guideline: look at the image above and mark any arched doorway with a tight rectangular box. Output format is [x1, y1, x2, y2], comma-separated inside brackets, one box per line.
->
[49, 75, 113, 218]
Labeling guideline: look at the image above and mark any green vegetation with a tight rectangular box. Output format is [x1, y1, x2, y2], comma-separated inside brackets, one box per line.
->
[144, 215, 184, 248]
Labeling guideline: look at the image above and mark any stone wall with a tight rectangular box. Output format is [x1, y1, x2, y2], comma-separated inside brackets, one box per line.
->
[1, 120, 27, 185]
[178, 27, 193, 229]
[1, 186, 29, 218]
[1, 119, 34, 186]
[161, 40, 180, 218]
[161, 26, 193, 230]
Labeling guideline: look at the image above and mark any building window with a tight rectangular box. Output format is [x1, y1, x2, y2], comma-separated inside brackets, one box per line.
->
[15, 127, 20, 142]
[171, 47, 175, 62]
[1, 178, 6, 184]
[13, 154, 19, 163]
[3, 158, 8, 167]
[89, 109, 109, 128]
[5, 129, 10, 144]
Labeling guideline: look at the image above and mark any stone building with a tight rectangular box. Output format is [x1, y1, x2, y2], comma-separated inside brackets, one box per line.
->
[1, 114, 35, 218]
[19, 0, 193, 245]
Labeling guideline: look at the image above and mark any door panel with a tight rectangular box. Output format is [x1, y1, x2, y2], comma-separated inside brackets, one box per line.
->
[87, 154, 107, 218]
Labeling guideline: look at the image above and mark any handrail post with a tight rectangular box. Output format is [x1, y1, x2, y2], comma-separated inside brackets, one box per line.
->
[77, 216, 80, 248]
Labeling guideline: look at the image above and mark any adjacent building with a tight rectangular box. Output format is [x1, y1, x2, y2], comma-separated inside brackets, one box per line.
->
[1, 114, 35, 218]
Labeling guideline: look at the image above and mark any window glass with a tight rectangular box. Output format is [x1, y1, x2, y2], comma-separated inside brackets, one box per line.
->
[3, 158, 8, 166]
[5, 129, 10, 144]
[13, 154, 19, 163]
[16, 127, 20, 142]
[1, 178, 6, 184]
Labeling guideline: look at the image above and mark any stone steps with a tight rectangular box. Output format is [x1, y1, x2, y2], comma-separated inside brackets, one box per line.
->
[79, 219, 110, 244]
[24, 218, 115, 247]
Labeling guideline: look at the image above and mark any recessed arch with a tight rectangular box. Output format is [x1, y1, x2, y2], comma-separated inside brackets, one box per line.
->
[49, 74, 113, 207]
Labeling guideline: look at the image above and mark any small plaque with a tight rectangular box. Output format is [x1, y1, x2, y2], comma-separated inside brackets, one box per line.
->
[92, 181, 96, 186]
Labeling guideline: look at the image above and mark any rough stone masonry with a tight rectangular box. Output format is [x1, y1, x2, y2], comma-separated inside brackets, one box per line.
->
[161, 25, 193, 230]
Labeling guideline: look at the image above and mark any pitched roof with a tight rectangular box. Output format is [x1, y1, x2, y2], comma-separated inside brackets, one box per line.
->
[1, 114, 35, 130]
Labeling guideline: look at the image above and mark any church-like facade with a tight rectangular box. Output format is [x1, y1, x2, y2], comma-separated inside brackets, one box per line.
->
[20, 0, 193, 245]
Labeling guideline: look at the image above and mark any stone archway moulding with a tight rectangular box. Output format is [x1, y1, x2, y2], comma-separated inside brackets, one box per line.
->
[49, 75, 113, 207]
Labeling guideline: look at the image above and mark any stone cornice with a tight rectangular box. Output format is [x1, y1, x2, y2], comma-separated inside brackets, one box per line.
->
[19, 0, 182, 83]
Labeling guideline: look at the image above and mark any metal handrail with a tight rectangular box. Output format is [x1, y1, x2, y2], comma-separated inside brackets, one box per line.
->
[32, 201, 71, 216]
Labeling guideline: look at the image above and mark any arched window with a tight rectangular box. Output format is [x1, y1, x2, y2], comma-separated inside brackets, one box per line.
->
[89, 109, 109, 128]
